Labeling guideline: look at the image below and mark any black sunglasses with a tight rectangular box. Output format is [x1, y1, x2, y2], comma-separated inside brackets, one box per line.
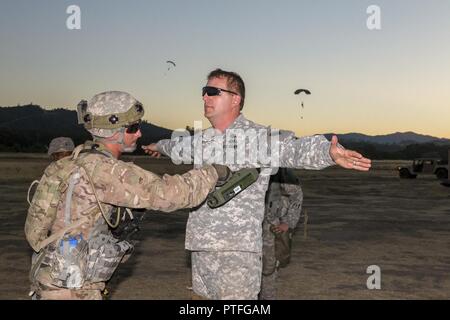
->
[125, 121, 141, 134]
[202, 86, 238, 97]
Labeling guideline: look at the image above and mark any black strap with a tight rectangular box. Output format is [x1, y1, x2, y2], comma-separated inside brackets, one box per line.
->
[79, 144, 111, 158]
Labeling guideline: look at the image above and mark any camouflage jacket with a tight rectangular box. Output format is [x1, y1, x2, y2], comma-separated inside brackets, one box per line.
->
[25, 141, 218, 250]
[264, 168, 303, 229]
[157, 114, 334, 253]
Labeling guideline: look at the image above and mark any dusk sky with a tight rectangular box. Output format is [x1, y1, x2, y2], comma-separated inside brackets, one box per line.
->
[1, 0, 449, 138]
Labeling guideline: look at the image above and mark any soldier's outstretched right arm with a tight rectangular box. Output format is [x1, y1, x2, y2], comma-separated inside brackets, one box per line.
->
[156, 135, 193, 159]
[142, 136, 194, 162]
[155, 138, 175, 157]
[91, 159, 218, 212]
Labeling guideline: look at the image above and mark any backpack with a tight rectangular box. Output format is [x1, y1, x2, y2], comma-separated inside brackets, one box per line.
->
[25, 145, 89, 252]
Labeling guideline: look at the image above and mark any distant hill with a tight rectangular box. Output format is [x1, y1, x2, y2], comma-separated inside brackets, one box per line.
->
[320, 132, 450, 160]
[323, 132, 450, 145]
[1, 104, 449, 159]
[0, 104, 173, 153]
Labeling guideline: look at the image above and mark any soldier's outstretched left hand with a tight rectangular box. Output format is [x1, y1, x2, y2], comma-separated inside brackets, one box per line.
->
[329, 135, 372, 171]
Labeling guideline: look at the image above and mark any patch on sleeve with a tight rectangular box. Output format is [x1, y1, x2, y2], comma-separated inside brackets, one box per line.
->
[120, 165, 143, 185]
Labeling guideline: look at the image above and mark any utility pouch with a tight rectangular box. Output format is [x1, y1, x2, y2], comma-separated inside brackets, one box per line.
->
[85, 233, 133, 283]
[29, 251, 46, 288]
[49, 236, 89, 289]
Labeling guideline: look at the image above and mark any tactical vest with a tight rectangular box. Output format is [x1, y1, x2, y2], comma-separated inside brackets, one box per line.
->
[26, 143, 132, 289]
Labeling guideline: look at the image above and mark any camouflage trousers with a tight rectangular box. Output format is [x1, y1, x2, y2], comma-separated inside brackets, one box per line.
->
[191, 251, 262, 300]
[259, 220, 278, 300]
[31, 267, 104, 300]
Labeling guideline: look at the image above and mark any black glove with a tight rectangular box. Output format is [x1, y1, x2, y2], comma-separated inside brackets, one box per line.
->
[212, 164, 232, 187]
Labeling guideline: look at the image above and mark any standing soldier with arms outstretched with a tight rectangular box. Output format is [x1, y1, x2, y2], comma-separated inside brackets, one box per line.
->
[143, 69, 372, 299]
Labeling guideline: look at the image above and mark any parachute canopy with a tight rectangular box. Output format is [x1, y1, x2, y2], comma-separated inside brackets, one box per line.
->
[294, 89, 311, 95]
[166, 60, 176, 67]
[294, 88, 311, 120]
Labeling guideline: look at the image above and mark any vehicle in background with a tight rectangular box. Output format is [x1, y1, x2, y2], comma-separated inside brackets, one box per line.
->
[398, 156, 448, 180]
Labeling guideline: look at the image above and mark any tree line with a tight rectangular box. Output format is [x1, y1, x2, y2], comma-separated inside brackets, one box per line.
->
[1, 105, 448, 160]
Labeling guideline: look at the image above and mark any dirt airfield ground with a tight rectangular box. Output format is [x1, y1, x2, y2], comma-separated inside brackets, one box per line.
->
[0, 154, 449, 299]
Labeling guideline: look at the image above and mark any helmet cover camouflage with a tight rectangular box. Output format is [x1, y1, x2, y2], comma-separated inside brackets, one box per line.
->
[47, 137, 75, 156]
[81, 91, 144, 138]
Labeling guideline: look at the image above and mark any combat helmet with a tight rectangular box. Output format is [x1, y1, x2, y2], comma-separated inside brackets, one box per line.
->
[77, 91, 144, 139]
[47, 137, 75, 156]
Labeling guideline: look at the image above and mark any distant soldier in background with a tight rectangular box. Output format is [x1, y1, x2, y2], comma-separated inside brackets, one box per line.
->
[259, 168, 303, 300]
[25, 91, 229, 300]
[48, 137, 75, 161]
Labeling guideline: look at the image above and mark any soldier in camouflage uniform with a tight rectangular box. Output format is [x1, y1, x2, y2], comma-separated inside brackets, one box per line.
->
[143, 69, 371, 299]
[48, 137, 75, 161]
[259, 168, 303, 300]
[25, 91, 228, 300]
